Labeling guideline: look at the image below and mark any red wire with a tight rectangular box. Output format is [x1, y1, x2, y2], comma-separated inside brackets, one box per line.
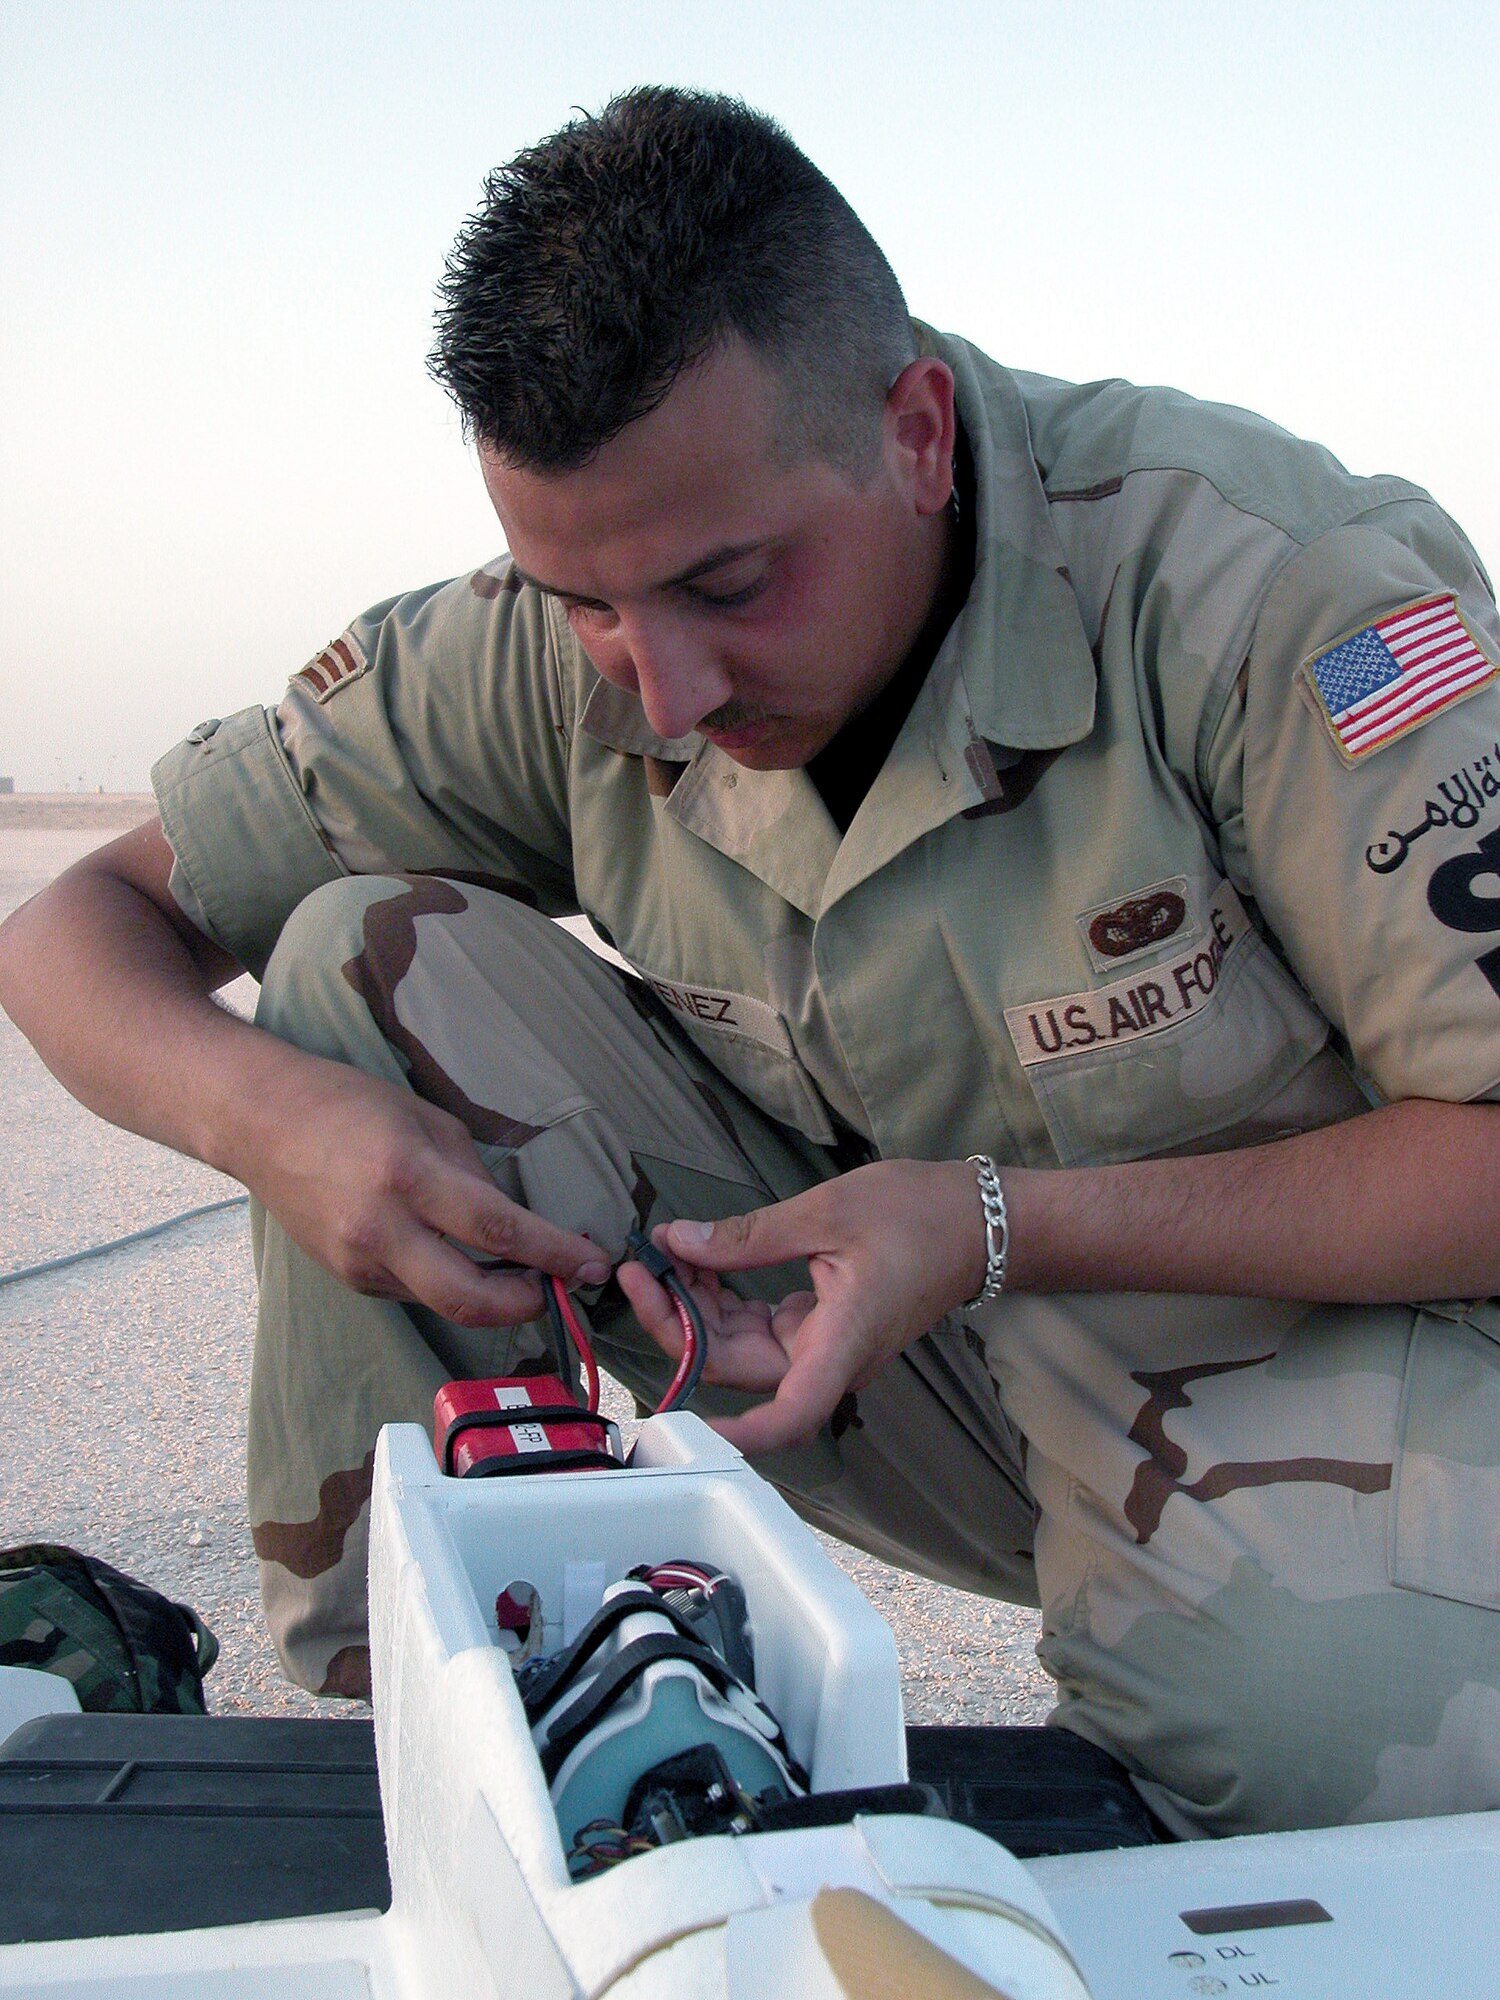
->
[648, 1563, 718, 1593]
[658, 1291, 700, 1413]
[549, 1266, 697, 1419]
[549, 1275, 600, 1413]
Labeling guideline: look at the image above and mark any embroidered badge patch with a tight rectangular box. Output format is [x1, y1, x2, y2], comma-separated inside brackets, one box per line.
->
[1303, 594, 1498, 765]
[1077, 876, 1193, 973]
[291, 631, 370, 704]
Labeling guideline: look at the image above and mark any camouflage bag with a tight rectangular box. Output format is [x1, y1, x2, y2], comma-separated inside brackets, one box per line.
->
[0, 1544, 219, 1714]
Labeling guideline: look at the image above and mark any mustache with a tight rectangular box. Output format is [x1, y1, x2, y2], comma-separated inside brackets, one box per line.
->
[699, 697, 774, 733]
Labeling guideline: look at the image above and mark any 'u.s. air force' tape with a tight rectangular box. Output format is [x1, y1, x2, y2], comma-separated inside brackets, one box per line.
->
[1005, 881, 1249, 1067]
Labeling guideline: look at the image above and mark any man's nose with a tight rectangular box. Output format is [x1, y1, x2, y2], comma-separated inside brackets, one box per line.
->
[608, 618, 732, 741]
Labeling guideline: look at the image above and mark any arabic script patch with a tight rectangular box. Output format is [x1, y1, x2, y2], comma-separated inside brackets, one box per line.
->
[1302, 594, 1498, 765]
[291, 631, 370, 704]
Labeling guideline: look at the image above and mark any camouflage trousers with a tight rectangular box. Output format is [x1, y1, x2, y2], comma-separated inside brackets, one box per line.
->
[250, 875, 1500, 1838]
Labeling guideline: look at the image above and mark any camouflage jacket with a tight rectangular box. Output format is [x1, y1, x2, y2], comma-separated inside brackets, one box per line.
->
[154, 331, 1500, 1171]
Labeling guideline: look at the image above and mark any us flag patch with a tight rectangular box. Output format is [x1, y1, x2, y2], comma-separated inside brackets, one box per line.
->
[291, 631, 370, 704]
[1303, 594, 1498, 764]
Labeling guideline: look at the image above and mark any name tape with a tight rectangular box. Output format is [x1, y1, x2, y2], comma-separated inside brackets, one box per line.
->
[643, 975, 793, 1057]
[1006, 881, 1250, 1068]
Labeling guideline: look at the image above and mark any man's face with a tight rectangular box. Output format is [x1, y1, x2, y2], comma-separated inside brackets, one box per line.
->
[479, 340, 953, 769]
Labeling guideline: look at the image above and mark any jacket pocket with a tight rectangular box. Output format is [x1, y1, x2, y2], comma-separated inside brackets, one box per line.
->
[1388, 1300, 1500, 1611]
[631, 966, 838, 1148]
[1008, 891, 1332, 1167]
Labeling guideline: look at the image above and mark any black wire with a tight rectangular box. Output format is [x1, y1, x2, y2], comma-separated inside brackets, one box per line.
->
[0, 1194, 249, 1289]
[623, 1228, 709, 1413]
[658, 1269, 708, 1412]
[543, 1279, 575, 1384]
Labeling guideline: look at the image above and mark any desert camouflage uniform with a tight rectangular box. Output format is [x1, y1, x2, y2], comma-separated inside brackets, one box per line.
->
[152, 329, 1500, 1836]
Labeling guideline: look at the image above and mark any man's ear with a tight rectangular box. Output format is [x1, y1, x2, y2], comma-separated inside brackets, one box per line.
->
[884, 357, 956, 517]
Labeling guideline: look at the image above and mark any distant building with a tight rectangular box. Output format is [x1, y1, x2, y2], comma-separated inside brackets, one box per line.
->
[0, 778, 13, 794]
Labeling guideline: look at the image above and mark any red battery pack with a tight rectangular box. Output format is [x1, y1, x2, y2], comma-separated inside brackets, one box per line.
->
[433, 1375, 623, 1479]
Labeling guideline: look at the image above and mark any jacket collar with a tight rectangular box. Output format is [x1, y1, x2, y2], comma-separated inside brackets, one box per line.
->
[576, 675, 697, 760]
[938, 328, 1098, 753]
[576, 677, 839, 919]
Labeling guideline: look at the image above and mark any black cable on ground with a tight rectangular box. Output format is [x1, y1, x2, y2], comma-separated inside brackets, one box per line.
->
[0, 1194, 250, 1290]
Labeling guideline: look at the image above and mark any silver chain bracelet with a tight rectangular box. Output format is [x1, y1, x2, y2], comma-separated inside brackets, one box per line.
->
[962, 1153, 1009, 1308]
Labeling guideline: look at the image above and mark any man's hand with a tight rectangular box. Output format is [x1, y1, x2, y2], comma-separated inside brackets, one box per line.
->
[0, 818, 609, 1329]
[616, 1159, 988, 1453]
[616, 1090, 1500, 1455]
[243, 1055, 611, 1326]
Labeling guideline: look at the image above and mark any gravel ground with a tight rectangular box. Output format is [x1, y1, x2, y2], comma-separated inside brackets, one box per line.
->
[0, 821, 1052, 1725]
[0, 795, 157, 832]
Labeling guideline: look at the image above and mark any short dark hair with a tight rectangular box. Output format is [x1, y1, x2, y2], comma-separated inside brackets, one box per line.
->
[429, 87, 916, 476]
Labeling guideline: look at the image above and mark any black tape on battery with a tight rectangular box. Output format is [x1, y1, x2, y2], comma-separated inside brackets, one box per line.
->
[440, 1405, 614, 1478]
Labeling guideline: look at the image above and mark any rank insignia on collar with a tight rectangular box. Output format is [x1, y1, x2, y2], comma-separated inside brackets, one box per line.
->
[1302, 594, 1498, 765]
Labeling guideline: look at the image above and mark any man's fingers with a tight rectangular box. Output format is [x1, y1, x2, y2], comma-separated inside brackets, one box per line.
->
[710, 1307, 864, 1453]
[770, 1291, 817, 1341]
[381, 1223, 547, 1327]
[615, 1260, 686, 1361]
[618, 1260, 790, 1393]
[660, 1187, 826, 1274]
[415, 1153, 612, 1287]
[711, 1359, 846, 1453]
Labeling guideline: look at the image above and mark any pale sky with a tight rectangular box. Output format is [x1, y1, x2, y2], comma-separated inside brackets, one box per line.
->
[3, 0, 1496, 791]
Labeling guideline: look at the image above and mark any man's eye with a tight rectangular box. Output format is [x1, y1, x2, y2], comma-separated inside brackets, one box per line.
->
[564, 599, 614, 624]
[693, 576, 769, 611]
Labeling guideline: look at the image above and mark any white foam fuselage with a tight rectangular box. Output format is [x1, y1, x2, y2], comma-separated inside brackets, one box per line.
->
[0, 1417, 1494, 1999]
